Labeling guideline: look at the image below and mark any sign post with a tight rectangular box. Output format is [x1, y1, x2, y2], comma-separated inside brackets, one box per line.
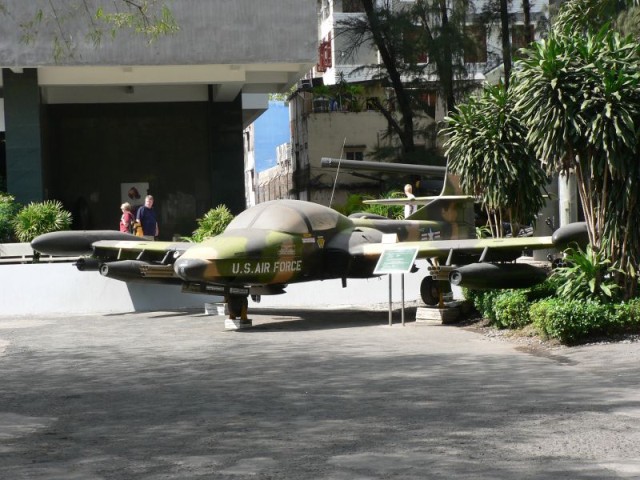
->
[374, 246, 419, 326]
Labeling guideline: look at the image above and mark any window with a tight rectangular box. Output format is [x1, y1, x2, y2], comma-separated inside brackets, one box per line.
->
[342, 0, 364, 13]
[464, 24, 487, 63]
[403, 26, 428, 64]
[420, 91, 437, 118]
[345, 148, 364, 161]
[512, 24, 534, 55]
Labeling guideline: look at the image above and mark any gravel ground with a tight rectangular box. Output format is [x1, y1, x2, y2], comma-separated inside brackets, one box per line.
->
[0, 307, 639, 479]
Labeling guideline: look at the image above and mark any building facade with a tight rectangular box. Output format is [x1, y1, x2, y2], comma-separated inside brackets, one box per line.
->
[253, 0, 551, 208]
[0, 0, 316, 238]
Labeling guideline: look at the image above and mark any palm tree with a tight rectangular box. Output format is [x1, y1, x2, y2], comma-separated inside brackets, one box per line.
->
[512, 21, 640, 297]
[443, 83, 547, 237]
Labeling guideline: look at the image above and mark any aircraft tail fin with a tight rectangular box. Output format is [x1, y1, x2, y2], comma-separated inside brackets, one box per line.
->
[407, 171, 475, 239]
[440, 171, 463, 196]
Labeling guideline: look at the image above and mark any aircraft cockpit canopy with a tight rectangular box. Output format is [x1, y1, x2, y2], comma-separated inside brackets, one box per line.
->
[226, 200, 346, 235]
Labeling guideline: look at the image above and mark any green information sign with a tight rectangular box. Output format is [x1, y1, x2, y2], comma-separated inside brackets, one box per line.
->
[373, 247, 419, 274]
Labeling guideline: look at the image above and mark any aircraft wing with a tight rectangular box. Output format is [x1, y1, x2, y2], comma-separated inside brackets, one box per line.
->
[30, 231, 195, 284]
[354, 235, 555, 263]
[363, 195, 474, 206]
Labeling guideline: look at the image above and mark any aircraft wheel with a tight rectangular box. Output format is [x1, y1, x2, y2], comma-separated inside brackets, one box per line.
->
[420, 277, 440, 306]
[228, 296, 248, 319]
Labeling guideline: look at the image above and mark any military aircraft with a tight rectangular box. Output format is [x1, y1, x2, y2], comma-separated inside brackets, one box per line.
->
[31, 166, 587, 320]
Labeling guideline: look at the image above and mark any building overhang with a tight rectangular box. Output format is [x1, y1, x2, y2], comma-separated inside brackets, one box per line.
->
[2, 62, 310, 128]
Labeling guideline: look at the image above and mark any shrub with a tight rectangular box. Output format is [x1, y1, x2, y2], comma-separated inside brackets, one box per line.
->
[461, 287, 481, 305]
[12, 200, 72, 243]
[525, 277, 559, 302]
[614, 298, 640, 332]
[530, 298, 616, 343]
[189, 205, 234, 242]
[0, 193, 20, 243]
[493, 290, 531, 329]
[465, 289, 503, 323]
[551, 244, 622, 302]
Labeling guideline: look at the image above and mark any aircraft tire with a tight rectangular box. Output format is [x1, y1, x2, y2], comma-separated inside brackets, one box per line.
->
[420, 277, 439, 306]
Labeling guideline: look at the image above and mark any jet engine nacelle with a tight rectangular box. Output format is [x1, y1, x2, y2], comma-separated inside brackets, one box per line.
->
[75, 257, 101, 271]
[449, 263, 548, 290]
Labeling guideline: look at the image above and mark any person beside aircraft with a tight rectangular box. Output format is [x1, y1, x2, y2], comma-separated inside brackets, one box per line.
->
[119, 202, 135, 234]
[136, 195, 159, 240]
[404, 184, 417, 218]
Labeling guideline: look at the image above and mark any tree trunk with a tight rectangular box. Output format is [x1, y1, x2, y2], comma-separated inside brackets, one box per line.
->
[439, 0, 456, 113]
[500, 0, 512, 89]
[361, 0, 416, 155]
[522, 0, 533, 44]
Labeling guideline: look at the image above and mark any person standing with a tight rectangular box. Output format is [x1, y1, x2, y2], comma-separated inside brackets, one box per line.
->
[404, 184, 417, 218]
[136, 195, 159, 240]
[119, 202, 135, 233]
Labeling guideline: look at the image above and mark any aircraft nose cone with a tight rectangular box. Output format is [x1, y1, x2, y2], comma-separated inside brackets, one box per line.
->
[174, 257, 210, 281]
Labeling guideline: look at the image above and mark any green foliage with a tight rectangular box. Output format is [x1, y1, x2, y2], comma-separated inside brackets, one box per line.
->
[467, 289, 503, 324]
[466, 278, 640, 344]
[461, 287, 481, 305]
[551, 244, 622, 302]
[20, 1, 178, 60]
[0, 193, 20, 243]
[443, 83, 547, 237]
[336, 192, 405, 219]
[189, 205, 234, 243]
[615, 298, 640, 330]
[525, 277, 561, 302]
[493, 290, 531, 329]
[12, 200, 72, 243]
[464, 278, 558, 327]
[530, 299, 618, 343]
[362, 191, 405, 219]
[333, 194, 365, 216]
[513, 18, 640, 297]
[475, 225, 492, 238]
[95, 3, 179, 43]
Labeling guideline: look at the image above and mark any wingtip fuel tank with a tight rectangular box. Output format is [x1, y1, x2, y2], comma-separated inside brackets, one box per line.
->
[31, 230, 139, 256]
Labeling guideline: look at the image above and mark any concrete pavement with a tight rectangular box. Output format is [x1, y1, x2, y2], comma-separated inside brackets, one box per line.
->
[0, 307, 639, 479]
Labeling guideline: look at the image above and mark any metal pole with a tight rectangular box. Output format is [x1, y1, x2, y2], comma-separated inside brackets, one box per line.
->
[388, 274, 392, 326]
[401, 273, 405, 326]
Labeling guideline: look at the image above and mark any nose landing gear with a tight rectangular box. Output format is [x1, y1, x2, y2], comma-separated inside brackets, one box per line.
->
[225, 295, 252, 330]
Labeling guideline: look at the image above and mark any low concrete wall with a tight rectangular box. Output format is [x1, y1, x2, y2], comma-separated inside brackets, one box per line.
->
[253, 262, 431, 309]
[0, 263, 215, 316]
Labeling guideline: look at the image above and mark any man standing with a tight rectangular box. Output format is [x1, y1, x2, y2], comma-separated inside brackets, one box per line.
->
[136, 195, 159, 240]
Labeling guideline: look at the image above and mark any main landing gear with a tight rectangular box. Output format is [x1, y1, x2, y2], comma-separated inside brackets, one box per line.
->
[420, 277, 452, 307]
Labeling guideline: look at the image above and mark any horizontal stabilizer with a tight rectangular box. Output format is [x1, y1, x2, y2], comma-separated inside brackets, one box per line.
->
[363, 195, 474, 206]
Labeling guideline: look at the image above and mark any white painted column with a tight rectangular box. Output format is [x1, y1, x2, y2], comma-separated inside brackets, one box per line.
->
[558, 172, 578, 227]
